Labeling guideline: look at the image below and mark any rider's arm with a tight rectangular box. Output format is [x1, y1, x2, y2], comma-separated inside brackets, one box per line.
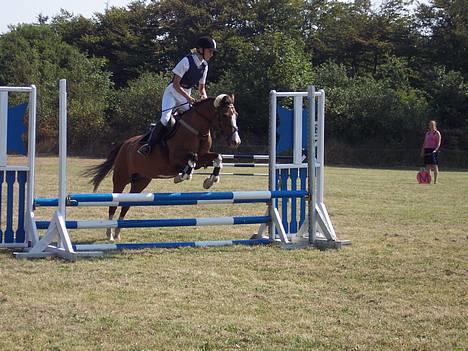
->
[172, 75, 195, 103]
[434, 130, 441, 152]
[199, 84, 207, 100]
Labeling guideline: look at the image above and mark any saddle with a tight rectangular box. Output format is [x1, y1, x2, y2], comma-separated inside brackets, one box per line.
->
[140, 107, 208, 150]
[139, 114, 180, 150]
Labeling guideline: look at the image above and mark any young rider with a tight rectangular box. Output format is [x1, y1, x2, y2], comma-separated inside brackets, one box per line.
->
[138, 36, 217, 156]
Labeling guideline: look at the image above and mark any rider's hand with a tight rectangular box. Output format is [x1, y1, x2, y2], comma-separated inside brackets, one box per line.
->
[188, 96, 196, 104]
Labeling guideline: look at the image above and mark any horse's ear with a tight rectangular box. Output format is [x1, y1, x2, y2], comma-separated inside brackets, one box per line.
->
[230, 94, 235, 103]
[214, 94, 227, 108]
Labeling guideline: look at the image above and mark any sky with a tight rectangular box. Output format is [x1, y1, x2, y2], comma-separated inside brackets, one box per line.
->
[0, 0, 135, 34]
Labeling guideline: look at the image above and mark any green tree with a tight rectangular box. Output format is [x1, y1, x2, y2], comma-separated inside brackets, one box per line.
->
[312, 61, 428, 144]
[426, 67, 468, 129]
[415, 0, 468, 76]
[51, 2, 162, 87]
[0, 24, 113, 153]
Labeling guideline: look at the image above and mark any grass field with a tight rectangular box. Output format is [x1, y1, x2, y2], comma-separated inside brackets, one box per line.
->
[1, 157, 467, 351]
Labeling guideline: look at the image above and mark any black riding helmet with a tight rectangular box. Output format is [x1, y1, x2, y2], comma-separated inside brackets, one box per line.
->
[196, 36, 217, 52]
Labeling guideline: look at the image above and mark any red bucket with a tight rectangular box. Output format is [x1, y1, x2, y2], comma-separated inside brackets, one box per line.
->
[417, 169, 431, 184]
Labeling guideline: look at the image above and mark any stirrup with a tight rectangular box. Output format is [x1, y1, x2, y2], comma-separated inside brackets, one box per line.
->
[137, 144, 151, 156]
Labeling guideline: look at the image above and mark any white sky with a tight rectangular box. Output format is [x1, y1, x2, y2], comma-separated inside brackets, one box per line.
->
[0, 0, 136, 34]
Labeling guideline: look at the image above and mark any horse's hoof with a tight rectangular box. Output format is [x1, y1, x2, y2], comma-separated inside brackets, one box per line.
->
[203, 176, 219, 189]
[175, 173, 192, 183]
[106, 229, 113, 241]
[203, 178, 215, 189]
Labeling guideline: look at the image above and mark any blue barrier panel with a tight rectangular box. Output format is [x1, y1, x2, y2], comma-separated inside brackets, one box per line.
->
[7, 103, 28, 155]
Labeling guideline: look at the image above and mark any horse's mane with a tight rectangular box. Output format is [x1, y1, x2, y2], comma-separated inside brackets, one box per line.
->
[192, 97, 214, 107]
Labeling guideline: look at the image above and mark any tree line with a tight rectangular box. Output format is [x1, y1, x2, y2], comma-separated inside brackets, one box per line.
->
[0, 0, 466, 166]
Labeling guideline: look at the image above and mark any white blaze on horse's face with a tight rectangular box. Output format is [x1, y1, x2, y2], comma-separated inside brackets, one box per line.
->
[214, 94, 241, 148]
[230, 112, 241, 147]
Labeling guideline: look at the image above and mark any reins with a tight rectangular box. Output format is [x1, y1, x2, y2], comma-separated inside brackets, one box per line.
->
[178, 99, 215, 137]
[177, 98, 239, 142]
[162, 102, 190, 113]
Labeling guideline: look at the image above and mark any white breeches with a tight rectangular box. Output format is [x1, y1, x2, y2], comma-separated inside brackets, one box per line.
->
[160, 84, 191, 126]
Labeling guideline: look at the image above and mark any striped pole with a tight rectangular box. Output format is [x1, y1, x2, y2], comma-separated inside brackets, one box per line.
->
[68, 190, 306, 205]
[74, 238, 271, 251]
[221, 154, 292, 161]
[221, 163, 269, 167]
[35, 190, 306, 207]
[35, 215, 271, 230]
[194, 172, 268, 177]
[35, 196, 274, 207]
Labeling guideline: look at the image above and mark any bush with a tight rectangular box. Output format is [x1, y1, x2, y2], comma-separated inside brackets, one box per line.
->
[107, 72, 169, 142]
[312, 62, 428, 146]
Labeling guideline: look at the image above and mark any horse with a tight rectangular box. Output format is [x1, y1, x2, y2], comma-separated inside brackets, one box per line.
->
[83, 94, 241, 241]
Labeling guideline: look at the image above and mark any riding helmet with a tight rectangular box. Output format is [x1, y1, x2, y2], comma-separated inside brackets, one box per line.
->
[196, 36, 217, 51]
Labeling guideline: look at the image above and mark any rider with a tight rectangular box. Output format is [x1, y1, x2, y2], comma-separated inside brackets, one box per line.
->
[137, 36, 217, 156]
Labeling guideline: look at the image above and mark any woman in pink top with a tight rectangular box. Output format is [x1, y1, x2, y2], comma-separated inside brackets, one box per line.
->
[420, 120, 441, 184]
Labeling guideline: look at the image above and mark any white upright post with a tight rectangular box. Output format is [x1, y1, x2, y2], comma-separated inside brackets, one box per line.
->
[26, 86, 37, 221]
[57, 79, 67, 248]
[317, 90, 325, 203]
[293, 96, 303, 165]
[0, 91, 8, 167]
[24, 86, 38, 246]
[307, 86, 317, 245]
[58, 80, 67, 218]
[268, 90, 277, 241]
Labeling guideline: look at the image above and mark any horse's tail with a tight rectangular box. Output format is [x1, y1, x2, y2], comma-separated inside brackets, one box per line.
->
[82, 142, 123, 192]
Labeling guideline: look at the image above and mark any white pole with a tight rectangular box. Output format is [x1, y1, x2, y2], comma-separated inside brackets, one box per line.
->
[26, 86, 37, 215]
[58, 80, 67, 218]
[318, 89, 325, 204]
[307, 86, 317, 245]
[293, 96, 303, 165]
[0, 91, 8, 168]
[268, 90, 277, 240]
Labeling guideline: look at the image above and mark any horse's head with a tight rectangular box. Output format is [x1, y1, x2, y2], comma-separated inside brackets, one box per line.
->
[213, 94, 241, 148]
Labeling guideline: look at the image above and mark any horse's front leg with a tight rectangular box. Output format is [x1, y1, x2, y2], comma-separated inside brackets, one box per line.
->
[174, 153, 198, 184]
[197, 153, 223, 189]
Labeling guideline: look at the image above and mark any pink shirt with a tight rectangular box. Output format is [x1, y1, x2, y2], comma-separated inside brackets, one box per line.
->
[423, 131, 440, 149]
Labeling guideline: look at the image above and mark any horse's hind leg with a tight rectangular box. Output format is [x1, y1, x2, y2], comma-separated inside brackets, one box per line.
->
[174, 153, 198, 184]
[113, 175, 151, 241]
[107, 176, 129, 241]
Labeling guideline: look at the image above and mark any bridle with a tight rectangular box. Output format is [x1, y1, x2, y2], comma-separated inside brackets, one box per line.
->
[180, 98, 239, 142]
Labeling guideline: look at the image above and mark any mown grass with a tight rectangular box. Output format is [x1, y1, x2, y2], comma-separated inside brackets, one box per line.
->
[0, 157, 466, 351]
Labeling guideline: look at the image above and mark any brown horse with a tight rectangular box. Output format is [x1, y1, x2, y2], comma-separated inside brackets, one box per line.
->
[84, 94, 241, 240]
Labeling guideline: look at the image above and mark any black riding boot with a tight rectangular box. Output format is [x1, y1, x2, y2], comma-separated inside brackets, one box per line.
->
[137, 122, 167, 156]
